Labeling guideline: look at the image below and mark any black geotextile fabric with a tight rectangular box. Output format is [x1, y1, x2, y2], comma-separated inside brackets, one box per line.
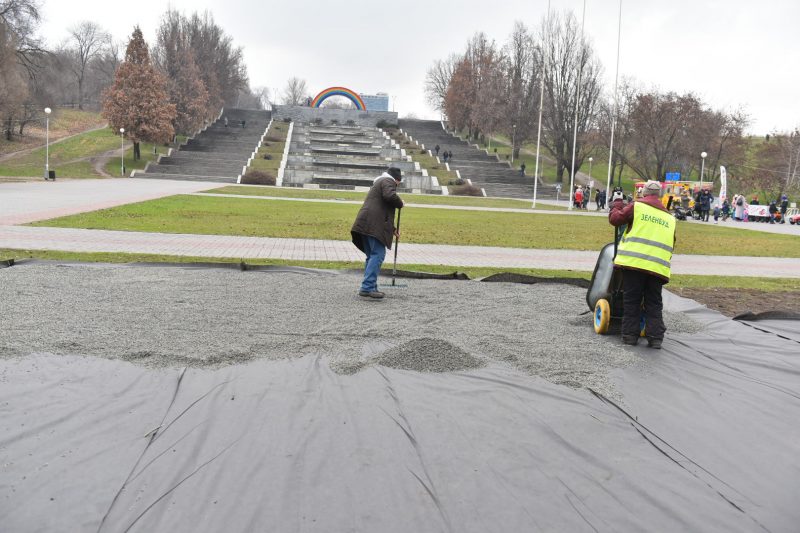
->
[2, 295, 799, 532]
[479, 272, 590, 288]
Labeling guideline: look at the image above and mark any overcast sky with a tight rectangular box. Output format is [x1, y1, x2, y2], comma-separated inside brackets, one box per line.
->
[40, 0, 799, 134]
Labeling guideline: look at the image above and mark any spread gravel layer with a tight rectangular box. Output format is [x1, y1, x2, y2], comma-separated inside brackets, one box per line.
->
[0, 263, 704, 397]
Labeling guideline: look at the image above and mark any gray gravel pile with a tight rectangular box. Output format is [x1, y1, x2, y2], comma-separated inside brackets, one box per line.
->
[338, 338, 485, 374]
[0, 263, 701, 397]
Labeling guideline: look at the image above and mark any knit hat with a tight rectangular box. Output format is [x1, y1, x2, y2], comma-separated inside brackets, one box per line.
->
[387, 167, 402, 181]
[642, 180, 661, 197]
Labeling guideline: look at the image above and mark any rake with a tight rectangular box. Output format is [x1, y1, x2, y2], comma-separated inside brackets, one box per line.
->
[381, 208, 408, 289]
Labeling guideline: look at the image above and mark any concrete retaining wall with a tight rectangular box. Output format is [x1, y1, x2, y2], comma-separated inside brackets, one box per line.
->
[273, 105, 398, 127]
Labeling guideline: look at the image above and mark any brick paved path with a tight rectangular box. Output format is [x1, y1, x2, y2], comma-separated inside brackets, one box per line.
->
[2, 225, 799, 278]
[2, 179, 798, 277]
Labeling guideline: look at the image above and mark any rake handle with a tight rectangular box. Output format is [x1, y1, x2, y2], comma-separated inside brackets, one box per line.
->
[392, 208, 401, 286]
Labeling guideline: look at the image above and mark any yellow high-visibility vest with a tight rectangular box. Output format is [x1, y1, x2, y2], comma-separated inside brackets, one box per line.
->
[614, 201, 676, 280]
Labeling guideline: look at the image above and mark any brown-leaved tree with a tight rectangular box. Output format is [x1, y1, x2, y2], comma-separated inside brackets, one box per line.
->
[102, 27, 175, 161]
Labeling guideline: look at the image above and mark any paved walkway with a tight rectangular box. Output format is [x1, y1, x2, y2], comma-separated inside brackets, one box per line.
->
[2, 178, 798, 278]
[2, 225, 799, 278]
[0, 178, 218, 225]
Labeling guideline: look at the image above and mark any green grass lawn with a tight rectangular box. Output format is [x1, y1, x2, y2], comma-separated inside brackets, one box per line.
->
[206, 185, 565, 210]
[103, 139, 167, 177]
[29, 194, 800, 257]
[2, 247, 798, 292]
[0, 123, 177, 179]
[0, 128, 120, 178]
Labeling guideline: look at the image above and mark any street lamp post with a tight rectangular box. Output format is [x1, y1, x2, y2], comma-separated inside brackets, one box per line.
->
[511, 124, 517, 164]
[700, 151, 707, 187]
[119, 128, 125, 176]
[44, 107, 51, 180]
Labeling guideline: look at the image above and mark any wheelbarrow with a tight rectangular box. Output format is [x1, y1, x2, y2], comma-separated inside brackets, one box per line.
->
[586, 225, 646, 335]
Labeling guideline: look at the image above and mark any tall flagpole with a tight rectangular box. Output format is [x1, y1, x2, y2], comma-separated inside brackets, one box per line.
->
[532, 0, 551, 209]
[605, 0, 623, 203]
[568, 0, 586, 211]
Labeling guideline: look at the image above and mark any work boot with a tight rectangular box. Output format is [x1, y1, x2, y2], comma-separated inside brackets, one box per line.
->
[358, 290, 385, 299]
[647, 338, 663, 349]
[622, 335, 639, 346]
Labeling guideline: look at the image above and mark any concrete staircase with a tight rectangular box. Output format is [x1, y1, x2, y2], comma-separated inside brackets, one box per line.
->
[136, 108, 271, 183]
[398, 119, 558, 200]
[281, 123, 442, 194]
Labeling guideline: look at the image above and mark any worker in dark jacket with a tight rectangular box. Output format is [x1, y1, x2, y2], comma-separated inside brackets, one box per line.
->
[779, 195, 789, 223]
[351, 167, 404, 299]
[609, 180, 677, 349]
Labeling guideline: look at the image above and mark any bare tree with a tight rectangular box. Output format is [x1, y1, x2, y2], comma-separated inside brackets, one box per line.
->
[252, 86, 270, 109]
[753, 128, 800, 194]
[65, 21, 110, 109]
[500, 21, 539, 159]
[538, 11, 603, 183]
[281, 77, 307, 106]
[424, 53, 460, 112]
[320, 96, 355, 110]
[0, 0, 45, 75]
[234, 86, 265, 110]
[183, 11, 248, 110]
[444, 32, 500, 139]
[614, 89, 748, 185]
[444, 58, 474, 133]
[0, 21, 29, 140]
[597, 77, 640, 186]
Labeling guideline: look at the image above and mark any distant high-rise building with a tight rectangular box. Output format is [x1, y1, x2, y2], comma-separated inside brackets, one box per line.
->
[360, 92, 390, 112]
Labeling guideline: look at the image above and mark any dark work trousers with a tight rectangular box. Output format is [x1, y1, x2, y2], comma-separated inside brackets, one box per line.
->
[621, 269, 667, 340]
[701, 209, 710, 222]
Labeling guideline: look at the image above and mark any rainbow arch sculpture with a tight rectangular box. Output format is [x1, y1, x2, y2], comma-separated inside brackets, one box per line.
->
[310, 87, 366, 111]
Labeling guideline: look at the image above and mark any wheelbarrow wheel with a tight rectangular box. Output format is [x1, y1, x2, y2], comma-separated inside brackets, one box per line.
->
[594, 298, 611, 334]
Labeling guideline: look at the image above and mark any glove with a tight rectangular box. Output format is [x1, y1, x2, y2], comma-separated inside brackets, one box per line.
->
[611, 190, 624, 202]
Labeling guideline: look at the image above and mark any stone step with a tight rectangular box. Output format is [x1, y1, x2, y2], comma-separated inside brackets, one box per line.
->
[137, 172, 238, 183]
[147, 165, 241, 176]
[162, 153, 246, 163]
[285, 168, 426, 179]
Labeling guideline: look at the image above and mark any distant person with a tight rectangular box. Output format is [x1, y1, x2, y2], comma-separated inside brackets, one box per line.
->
[224, 116, 228, 127]
[519, 162, 526, 177]
[751, 195, 760, 205]
[733, 193, 745, 221]
[241, 120, 246, 128]
[768, 200, 778, 224]
[713, 203, 721, 224]
[721, 199, 731, 221]
[779, 195, 789, 223]
[443, 151, 449, 163]
[698, 189, 713, 222]
[448, 151, 453, 162]
[595, 189, 602, 210]
[609, 180, 677, 349]
[351, 167, 404, 299]
[582, 186, 590, 210]
[434, 144, 440, 156]
[597, 189, 606, 210]
[574, 186, 584, 209]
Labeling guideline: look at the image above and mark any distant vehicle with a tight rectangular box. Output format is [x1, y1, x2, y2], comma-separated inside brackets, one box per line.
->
[789, 213, 800, 225]
[633, 180, 710, 214]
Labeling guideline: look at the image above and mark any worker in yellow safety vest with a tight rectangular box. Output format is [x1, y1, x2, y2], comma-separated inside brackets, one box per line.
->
[609, 180, 677, 349]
